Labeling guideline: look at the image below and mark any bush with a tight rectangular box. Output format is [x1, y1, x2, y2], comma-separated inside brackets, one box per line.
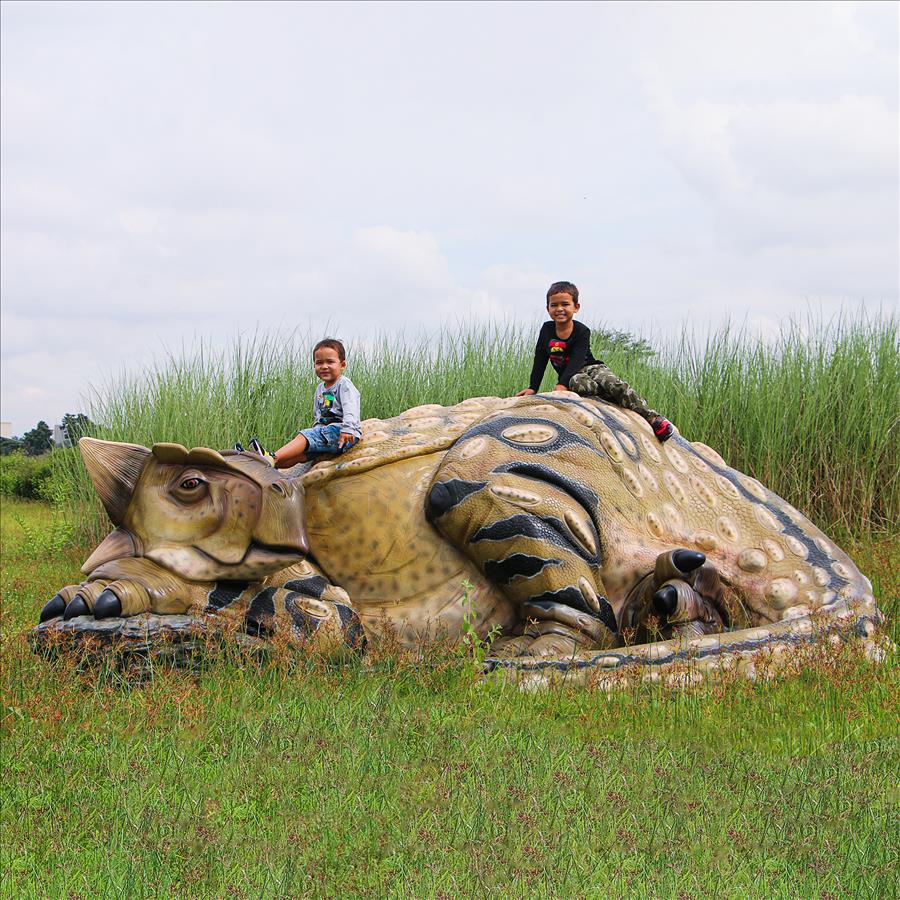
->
[0, 452, 55, 500]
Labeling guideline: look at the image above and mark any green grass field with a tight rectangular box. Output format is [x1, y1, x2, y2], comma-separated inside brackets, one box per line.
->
[2, 509, 898, 898]
[2, 314, 899, 897]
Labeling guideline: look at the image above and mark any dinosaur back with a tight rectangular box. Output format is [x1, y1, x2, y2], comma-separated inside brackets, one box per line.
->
[298, 396, 519, 489]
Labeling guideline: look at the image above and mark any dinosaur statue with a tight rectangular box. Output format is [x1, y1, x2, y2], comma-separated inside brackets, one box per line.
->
[33, 393, 884, 687]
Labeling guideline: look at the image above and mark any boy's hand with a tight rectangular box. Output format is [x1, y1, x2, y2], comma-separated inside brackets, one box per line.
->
[515, 388, 536, 397]
[338, 432, 355, 449]
[554, 384, 569, 392]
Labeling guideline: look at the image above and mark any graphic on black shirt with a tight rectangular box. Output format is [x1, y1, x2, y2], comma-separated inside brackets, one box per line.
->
[548, 339, 570, 369]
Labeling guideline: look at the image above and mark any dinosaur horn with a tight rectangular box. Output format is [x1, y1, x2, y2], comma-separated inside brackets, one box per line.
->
[79, 437, 151, 525]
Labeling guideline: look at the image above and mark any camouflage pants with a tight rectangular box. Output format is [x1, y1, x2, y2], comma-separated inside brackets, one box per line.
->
[568, 363, 657, 423]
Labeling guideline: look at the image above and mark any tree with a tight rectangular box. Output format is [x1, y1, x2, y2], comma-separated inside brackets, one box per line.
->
[0, 436, 23, 456]
[60, 412, 94, 446]
[592, 326, 655, 361]
[22, 421, 53, 456]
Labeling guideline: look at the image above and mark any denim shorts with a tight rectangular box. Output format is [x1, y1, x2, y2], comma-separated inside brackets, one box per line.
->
[298, 423, 359, 456]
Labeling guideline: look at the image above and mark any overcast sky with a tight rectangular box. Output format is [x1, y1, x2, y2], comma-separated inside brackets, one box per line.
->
[1, 0, 897, 432]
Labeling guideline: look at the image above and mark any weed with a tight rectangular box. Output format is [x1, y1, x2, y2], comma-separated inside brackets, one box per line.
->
[456, 579, 502, 668]
[10, 509, 74, 556]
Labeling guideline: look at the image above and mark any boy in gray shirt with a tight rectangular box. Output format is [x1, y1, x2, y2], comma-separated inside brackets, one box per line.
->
[245, 338, 362, 467]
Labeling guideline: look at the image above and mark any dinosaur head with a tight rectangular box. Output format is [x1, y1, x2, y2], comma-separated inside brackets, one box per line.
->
[79, 438, 308, 582]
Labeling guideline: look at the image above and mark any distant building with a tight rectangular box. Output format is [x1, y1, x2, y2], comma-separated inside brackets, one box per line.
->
[52, 425, 66, 448]
[0, 422, 11, 439]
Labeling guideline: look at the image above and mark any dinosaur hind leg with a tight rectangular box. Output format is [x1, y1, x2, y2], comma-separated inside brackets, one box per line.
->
[427, 461, 619, 657]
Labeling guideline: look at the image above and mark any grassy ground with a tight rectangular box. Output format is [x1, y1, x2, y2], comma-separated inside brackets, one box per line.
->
[1, 498, 897, 898]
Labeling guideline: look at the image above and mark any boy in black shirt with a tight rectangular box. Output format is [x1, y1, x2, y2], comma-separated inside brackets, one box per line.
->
[515, 281, 675, 442]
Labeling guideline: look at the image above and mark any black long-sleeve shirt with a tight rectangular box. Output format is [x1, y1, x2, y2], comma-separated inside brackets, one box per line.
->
[528, 320, 600, 392]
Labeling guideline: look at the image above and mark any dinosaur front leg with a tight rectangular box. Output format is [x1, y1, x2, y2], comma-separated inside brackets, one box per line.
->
[40, 557, 208, 622]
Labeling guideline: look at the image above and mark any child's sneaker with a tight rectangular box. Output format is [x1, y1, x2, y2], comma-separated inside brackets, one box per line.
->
[233, 442, 245, 452]
[651, 416, 674, 443]
[249, 437, 277, 464]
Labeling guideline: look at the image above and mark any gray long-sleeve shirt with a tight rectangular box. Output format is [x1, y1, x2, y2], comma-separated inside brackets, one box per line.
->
[313, 376, 362, 437]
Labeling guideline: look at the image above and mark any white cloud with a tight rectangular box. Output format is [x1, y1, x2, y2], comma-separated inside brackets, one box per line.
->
[118, 208, 160, 236]
[354, 226, 451, 290]
[0, 0, 896, 431]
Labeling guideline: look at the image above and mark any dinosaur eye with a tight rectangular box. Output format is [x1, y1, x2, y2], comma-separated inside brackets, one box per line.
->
[172, 471, 209, 502]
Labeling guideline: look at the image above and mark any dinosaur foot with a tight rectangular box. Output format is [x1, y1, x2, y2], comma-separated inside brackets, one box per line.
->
[33, 587, 367, 666]
[491, 548, 736, 660]
[491, 602, 619, 659]
[40, 567, 177, 622]
[621, 548, 737, 642]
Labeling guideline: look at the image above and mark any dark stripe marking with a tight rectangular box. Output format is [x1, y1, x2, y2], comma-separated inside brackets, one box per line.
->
[245, 586, 277, 637]
[206, 581, 249, 611]
[484, 553, 562, 585]
[492, 460, 600, 514]
[524, 394, 642, 460]
[526, 588, 619, 633]
[283, 576, 328, 598]
[426, 479, 488, 519]
[336, 602, 367, 649]
[462, 415, 597, 456]
[471, 514, 600, 564]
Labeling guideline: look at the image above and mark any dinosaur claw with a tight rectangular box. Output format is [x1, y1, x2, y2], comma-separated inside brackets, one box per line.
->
[40, 593, 67, 622]
[652, 585, 678, 616]
[93, 589, 122, 619]
[425, 482, 452, 519]
[63, 595, 90, 620]
[672, 549, 706, 573]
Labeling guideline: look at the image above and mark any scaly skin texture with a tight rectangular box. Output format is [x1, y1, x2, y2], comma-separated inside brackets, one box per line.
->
[33, 393, 885, 684]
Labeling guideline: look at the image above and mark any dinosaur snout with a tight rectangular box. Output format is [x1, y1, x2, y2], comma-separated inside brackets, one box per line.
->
[253, 480, 310, 557]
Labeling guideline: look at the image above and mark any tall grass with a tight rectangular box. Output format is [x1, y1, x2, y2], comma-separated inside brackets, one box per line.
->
[59, 313, 899, 542]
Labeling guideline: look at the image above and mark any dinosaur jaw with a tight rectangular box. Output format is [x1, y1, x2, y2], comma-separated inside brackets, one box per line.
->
[146, 542, 306, 583]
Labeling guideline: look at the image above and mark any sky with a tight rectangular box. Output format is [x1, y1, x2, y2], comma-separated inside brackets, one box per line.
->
[1, 0, 897, 433]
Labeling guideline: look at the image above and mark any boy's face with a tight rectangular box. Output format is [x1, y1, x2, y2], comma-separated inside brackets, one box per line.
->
[547, 291, 579, 325]
[313, 347, 346, 386]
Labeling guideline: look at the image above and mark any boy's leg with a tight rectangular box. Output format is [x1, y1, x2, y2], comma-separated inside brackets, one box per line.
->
[274, 433, 310, 468]
[570, 364, 674, 441]
[569, 363, 658, 422]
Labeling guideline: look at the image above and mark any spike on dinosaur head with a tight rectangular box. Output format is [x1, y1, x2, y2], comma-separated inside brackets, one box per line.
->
[79, 437, 152, 525]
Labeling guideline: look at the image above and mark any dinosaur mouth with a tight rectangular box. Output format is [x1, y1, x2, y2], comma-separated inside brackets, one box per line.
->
[193, 541, 306, 567]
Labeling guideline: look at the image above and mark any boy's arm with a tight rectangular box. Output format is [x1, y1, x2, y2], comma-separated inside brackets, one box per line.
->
[556, 324, 592, 389]
[526, 327, 549, 393]
[337, 382, 362, 442]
